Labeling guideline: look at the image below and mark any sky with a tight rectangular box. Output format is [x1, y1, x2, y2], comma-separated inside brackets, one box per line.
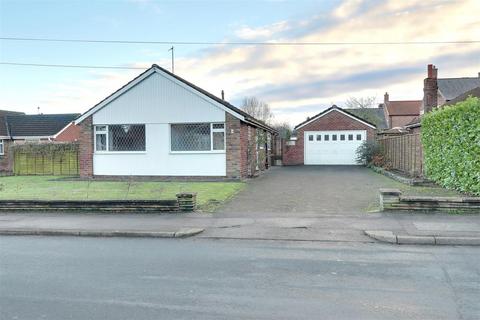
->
[0, 0, 479, 125]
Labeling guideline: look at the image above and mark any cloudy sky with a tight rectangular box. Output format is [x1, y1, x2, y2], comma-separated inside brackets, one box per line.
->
[1, 0, 479, 125]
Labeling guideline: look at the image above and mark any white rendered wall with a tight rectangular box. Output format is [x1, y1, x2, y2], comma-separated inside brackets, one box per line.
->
[92, 72, 227, 176]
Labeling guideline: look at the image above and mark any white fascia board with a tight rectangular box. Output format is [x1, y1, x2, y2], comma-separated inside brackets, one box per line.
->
[296, 107, 376, 130]
[75, 68, 156, 125]
[0, 136, 10, 139]
[53, 122, 74, 139]
[153, 68, 245, 121]
[75, 67, 245, 125]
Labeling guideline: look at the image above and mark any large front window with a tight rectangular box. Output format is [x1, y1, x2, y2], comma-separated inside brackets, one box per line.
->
[171, 123, 225, 152]
[0, 140, 4, 155]
[94, 124, 146, 152]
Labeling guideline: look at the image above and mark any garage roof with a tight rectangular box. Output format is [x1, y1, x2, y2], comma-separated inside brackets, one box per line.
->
[295, 105, 377, 130]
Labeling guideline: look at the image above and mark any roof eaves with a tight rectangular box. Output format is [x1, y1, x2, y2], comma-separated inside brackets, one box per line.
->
[295, 106, 377, 130]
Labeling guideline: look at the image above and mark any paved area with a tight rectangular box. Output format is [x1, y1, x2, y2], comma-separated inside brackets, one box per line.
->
[0, 166, 478, 243]
[1, 211, 479, 243]
[1, 236, 479, 320]
[220, 166, 398, 215]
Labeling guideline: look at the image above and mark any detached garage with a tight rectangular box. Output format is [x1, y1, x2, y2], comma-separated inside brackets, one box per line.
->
[283, 105, 377, 165]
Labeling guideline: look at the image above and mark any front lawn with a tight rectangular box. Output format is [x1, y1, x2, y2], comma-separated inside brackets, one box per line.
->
[0, 176, 245, 212]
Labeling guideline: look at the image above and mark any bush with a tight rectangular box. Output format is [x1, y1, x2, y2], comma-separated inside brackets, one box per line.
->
[356, 140, 383, 166]
[422, 96, 480, 195]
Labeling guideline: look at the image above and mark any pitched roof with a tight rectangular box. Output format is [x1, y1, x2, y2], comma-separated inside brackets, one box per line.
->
[5, 113, 79, 137]
[76, 64, 276, 133]
[385, 100, 421, 116]
[295, 105, 377, 130]
[438, 77, 480, 101]
[346, 107, 388, 129]
[0, 110, 25, 136]
[444, 86, 480, 105]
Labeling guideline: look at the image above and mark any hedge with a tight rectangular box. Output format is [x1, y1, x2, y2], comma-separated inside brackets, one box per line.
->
[422, 96, 480, 195]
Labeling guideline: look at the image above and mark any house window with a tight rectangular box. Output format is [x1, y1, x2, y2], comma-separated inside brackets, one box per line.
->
[324, 134, 329, 141]
[348, 134, 354, 141]
[0, 140, 4, 155]
[356, 134, 362, 141]
[332, 134, 337, 141]
[340, 134, 345, 141]
[171, 123, 225, 152]
[95, 126, 107, 151]
[308, 135, 314, 141]
[316, 134, 321, 141]
[94, 124, 146, 152]
[212, 123, 225, 151]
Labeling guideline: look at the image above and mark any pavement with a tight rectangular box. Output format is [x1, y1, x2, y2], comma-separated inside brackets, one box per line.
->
[0, 166, 479, 244]
[1, 237, 479, 320]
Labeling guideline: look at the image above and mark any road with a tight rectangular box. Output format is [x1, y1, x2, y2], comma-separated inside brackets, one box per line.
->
[1, 236, 479, 320]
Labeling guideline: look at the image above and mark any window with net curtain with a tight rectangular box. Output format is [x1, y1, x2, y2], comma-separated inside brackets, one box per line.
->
[171, 123, 225, 152]
[94, 124, 145, 152]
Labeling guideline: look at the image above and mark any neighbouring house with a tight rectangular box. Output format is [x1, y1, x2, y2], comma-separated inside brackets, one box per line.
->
[381, 92, 421, 128]
[406, 64, 480, 133]
[283, 105, 377, 165]
[0, 112, 79, 173]
[74, 64, 276, 179]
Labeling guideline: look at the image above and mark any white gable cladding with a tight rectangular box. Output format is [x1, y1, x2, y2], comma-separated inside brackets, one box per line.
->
[93, 72, 225, 124]
[92, 72, 226, 176]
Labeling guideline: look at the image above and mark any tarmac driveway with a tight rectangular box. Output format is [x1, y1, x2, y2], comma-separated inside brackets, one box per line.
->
[220, 166, 392, 215]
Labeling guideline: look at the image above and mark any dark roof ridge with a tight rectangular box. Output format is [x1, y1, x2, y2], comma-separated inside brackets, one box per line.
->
[438, 76, 479, 80]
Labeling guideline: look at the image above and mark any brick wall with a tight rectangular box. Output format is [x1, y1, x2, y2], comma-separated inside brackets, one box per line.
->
[283, 109, 376, 165]
[226, 112, 241, 179]
[55, 123, 81, 142]
[78, 116, 93, 177]
[0, 140, 14, 174]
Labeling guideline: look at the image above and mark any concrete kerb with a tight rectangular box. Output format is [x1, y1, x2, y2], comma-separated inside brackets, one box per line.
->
[364, 230, 480, 246]
[0, 228, 204, 239]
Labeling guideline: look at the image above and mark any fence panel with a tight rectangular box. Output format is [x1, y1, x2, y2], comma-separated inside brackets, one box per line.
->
[13, 145, 79, 176]
[377, 133, 423, 177]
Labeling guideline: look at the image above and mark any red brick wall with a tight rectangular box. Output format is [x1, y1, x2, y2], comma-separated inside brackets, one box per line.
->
[78, 116, 93, 177]
[226, 112, 241, 179]
[55, 123, 81, 142]
[0, 140, 14, 173]
[283, 109, 376, 165]
[240, 122, 249, 178]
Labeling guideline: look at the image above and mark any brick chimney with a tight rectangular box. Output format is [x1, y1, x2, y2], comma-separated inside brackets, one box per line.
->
[422, 64, 438, 114]
[384, 92, 389, 105]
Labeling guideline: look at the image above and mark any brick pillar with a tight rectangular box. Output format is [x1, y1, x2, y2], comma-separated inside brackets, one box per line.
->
[78, 116, 93, 177]
[225, 112, 241, 179]
[422, 64, 438, 114]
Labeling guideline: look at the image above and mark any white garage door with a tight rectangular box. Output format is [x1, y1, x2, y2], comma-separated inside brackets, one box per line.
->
[304, 130, 366, 165]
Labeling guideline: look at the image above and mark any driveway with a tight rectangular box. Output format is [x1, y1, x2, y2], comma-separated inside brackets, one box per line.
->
[220, 166, 394, 215]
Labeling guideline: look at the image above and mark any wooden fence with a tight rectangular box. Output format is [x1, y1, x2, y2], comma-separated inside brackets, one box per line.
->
[377, 133, 423, 177]
[13, 145, 79, 176]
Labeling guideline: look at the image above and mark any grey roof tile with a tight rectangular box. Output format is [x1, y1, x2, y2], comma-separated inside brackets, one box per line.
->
[438, 77, 480, 101]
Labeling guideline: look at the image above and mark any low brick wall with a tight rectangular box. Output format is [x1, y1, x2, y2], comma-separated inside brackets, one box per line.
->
[379, 189, 480, 212]
[0, 192, 198, 212]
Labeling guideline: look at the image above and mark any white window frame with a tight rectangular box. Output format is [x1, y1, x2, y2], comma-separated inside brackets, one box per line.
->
[0, 140, 4, 155]
[169, 122, 226, 154]
[94, 124, 146, 154]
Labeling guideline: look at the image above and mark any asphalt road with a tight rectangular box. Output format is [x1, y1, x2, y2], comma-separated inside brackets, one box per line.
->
[1, 237, 479, 320]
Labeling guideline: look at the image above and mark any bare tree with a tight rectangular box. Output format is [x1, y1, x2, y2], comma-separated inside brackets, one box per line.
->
[241, 97, 274, 124]
[344, 96, 377, 109]
[272, 121, 292, 140]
